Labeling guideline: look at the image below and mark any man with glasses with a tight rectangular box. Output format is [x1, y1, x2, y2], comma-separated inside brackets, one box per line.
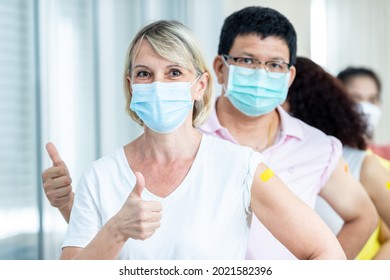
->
[42, 6, 377, 259]
[199, 6, 376, 259]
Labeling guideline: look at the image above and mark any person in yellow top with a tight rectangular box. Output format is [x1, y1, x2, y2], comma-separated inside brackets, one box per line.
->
[285, 57, 390, 259]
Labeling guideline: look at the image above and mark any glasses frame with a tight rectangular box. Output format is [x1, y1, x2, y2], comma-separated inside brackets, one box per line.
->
[222, 54, 291, 73]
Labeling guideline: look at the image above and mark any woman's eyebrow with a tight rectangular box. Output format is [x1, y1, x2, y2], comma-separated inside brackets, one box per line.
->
[167, 64, 184, 68]
[133, 64, 149, 69]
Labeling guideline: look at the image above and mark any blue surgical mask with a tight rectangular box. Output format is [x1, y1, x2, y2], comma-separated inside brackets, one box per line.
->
[224, 64, 290, 116]
[130, 79, 198, 134]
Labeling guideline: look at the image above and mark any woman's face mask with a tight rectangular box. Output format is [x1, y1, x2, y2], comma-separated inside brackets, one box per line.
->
[223, 64, 290, 117]
[358, 101, 382, 136]
[130, 77, 200, 134]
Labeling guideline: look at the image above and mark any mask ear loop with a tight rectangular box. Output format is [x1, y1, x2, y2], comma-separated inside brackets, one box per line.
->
[222, 55, 230, 68]
[191, 73, 204, 102]
[190, 73, 203, 87]
[221, 55, 231, 94]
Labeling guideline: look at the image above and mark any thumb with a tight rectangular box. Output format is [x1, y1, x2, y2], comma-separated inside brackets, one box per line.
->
[46, 142, 66, 167]
[130, 171, 145, 199]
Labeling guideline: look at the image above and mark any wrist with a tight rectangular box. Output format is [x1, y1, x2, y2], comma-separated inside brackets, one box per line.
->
[58, 192, 74, 211]
[107, 215, 128, 244]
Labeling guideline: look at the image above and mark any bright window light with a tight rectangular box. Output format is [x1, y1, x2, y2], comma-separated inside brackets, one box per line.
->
[310, 0, 327, 67]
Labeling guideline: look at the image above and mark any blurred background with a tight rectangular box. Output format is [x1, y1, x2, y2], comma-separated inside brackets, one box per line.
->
[0, 0, 389, 259]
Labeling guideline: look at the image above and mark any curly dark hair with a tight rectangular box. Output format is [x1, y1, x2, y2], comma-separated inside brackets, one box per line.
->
[218, 6, 297, 65]
[287, 57, 369, 150]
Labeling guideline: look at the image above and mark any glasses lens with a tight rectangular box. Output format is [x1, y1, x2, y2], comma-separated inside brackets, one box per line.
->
[265, 61, 289, 73]
[235, 57, 258, 69]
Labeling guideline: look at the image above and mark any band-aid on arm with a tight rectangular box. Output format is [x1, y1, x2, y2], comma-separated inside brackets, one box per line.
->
[260, 168, 275, 182]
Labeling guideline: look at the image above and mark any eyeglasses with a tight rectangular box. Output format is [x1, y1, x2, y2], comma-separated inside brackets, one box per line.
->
[222, 54, 291, 73]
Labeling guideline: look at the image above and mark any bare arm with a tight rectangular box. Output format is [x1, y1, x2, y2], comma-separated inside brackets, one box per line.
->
[251, 163, 346, 260]
[61, 172, 162, 260]
[42, 143, 74, 223]
[320, 157, 378, 259]
[374, 219, 390, 260]
[360, 154, 390, 227]
[61, 218, 127, 260]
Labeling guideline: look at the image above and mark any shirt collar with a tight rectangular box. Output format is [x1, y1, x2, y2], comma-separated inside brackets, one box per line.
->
[276, 106, 304, 141]
[200, 100, 304, 141]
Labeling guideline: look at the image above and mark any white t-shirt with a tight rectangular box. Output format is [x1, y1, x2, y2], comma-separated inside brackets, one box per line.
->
[63, 134, 263, 259]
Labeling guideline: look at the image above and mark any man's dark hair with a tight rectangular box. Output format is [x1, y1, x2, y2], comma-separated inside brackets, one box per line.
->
[218, 6, 297, 65]
[337, 67, 382, 100]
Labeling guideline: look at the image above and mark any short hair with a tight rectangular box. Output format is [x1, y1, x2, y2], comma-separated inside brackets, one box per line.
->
[337, 67, 382, 100]
[218, 6, 297, 65]
[287, 57, 369, 150]
[123, 20, 213, 127]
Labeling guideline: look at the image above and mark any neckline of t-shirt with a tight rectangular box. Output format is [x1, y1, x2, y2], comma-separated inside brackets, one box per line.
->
[119, 134, 209, 204]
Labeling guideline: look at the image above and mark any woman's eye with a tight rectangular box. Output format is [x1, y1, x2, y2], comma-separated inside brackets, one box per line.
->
[169, 69, 182, 77]
[369, 97, 379, 104]
[136, 71, 150, 78]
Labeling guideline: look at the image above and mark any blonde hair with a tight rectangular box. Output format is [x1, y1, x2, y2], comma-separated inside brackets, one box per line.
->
[123, 20, 213, 127]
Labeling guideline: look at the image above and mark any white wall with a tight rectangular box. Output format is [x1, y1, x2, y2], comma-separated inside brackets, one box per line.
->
[326, 0, 390, 144]
[223, 0, 312, 58]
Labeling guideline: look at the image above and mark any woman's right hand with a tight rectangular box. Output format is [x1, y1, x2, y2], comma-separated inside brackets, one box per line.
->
[114, 172, 163, 241]
[61, 172, 163, 260]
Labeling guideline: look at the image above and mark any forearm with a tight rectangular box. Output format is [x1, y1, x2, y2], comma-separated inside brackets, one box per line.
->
[337, 214, 378, 259]
[61, 218, 126, 260]
[296, 216, 346, 260]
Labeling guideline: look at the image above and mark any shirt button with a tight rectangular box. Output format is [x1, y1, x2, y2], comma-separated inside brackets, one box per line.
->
[288, 167, 295, 173]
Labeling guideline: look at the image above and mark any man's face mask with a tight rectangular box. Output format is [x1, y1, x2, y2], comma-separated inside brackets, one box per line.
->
[223, 62, 290, 117]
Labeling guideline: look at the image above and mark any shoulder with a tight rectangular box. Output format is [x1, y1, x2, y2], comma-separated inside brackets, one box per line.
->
[202, 135, 264, 169]
[284, 114, 342, 156]
[279, 114, 343, 186]
[204, 134, 259, 157]
[75, 147, 129, 201]
[278, 107, 341, 150]
[361, 153, 384, 177]
[300, 118, 340, 146]
[81, 147, 126, 181]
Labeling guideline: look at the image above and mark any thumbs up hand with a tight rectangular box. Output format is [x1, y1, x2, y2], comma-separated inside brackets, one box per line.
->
[114, 172, 163, 241]
[42, 143, 74, 213]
